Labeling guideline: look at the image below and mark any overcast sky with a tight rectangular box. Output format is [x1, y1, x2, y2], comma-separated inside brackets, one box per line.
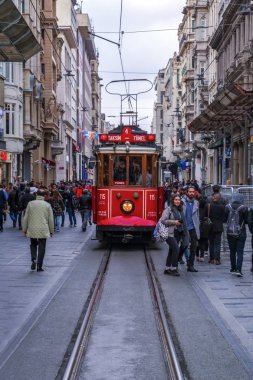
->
[83, 0, 186, 130]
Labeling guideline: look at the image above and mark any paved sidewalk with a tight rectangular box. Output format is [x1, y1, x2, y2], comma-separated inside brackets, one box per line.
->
[151, 245, 253, 379]
[0, 214, 94, 365]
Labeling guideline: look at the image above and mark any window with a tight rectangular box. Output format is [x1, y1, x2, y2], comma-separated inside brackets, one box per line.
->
[200, 17, 207, 40]
[103, 155, 109, 186]
[113, 156, 127, 184]
[5, 104, 15, 135]
[6, 62, 14, 83]
[191, 17, 196, 32]
[191, 91, 195, 104]
[176, 69, 180, 87]
[129, 156, 142, 185]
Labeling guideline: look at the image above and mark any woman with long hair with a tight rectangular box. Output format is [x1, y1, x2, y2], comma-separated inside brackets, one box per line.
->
[160, 194, 189, 276]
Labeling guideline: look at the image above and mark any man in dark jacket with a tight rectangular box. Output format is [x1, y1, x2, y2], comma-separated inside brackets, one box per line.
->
[248, 207, 253, 273]
[225, 192, 248, 277]
[19, 186, 35, 213]
[79, 189, 92, 231]
[8, 186, 19, 227]
[0, 184, 7, 232]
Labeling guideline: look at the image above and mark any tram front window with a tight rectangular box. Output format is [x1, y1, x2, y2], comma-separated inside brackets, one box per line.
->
[113, 156, 126, 183]
[129, 156, 142, 185]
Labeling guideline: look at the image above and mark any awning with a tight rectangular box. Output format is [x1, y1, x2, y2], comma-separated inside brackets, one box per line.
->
[0, 0, 41, 61]
[72, 142, 80, 153]
[42, 157, 56, 167]
[188, 84, 253, 133]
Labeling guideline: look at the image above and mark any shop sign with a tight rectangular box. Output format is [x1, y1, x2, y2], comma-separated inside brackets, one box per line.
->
[0, 150, 12, 162]
[250, 136, 253, 144]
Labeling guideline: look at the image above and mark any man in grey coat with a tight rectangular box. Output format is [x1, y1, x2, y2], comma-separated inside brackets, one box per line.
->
[23, 190, 54, 272]
[182, 186, 200, 272]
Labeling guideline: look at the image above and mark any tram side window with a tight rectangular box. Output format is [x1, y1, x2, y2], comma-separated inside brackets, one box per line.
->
[146, 155, 153, 187]
[129, 156, 142, 185]
[103, 155, 109, 186]
[113, 156, 126, 183]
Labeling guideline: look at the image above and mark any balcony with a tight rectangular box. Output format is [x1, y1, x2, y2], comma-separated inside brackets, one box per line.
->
[51, 139, 65, 156]
[0, 0, 41, 61]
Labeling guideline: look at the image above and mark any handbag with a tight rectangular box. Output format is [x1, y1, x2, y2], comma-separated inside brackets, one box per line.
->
[153, 219, 170, 242]
[201, 204, 213, 237]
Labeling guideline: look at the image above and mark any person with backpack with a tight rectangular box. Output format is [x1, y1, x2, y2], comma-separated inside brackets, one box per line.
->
[225, 192, 248, 277]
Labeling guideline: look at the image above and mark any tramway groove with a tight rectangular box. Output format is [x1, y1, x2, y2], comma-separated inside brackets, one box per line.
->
[57, 247, 112, 380]
[59, 245, 185, 380]
[144, 248, 185, 380]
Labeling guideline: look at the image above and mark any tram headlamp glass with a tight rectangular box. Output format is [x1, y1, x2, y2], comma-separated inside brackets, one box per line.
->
[121, 200, 135, 214]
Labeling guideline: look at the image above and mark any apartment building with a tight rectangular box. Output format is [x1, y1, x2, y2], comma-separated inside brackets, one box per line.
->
[189, 0, 253, 185]
[0, 0, 41, 185]
[0, 0, 100, 186]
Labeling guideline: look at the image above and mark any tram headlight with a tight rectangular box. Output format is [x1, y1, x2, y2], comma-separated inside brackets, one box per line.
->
[120, 200, 135, 214]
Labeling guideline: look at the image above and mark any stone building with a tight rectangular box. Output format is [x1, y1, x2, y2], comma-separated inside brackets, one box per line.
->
[189, 0, 253, 185]
[0, 0, 41, 185]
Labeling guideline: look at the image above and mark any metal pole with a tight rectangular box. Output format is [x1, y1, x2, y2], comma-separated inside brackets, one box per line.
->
[192, 149, 196, 180]
[222, 136, 226, 185]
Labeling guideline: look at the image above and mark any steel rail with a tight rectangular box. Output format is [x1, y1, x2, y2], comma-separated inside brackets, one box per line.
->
[144, 248, 185, 380]
[62, 249, 111, 380]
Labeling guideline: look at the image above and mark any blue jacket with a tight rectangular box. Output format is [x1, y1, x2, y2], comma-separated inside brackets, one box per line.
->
[182, 197, 200, 239]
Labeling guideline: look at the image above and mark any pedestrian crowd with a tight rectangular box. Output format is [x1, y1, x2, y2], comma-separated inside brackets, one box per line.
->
[160, 181, 253, 278]
[0, 180, 92, 271]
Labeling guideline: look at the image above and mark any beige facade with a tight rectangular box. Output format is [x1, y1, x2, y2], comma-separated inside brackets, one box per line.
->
[190, 0, 253, 185]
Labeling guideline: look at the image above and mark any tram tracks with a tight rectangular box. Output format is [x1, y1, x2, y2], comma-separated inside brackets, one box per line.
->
[59, 245, 185, 380]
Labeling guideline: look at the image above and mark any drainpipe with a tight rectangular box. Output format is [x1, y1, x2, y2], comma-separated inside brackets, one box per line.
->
[222, 135, 226, 185]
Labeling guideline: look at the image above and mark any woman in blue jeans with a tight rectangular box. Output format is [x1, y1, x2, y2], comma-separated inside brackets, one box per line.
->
[225, 193, 248, 277]
[161, 194, 189, 276]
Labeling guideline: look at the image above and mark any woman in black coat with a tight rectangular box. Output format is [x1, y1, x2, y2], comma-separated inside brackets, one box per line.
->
[207, 193, 226, 264]
[197, 195, 209, 262]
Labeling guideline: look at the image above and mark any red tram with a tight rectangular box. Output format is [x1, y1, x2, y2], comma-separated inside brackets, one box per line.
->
[91, 124, 165, 243]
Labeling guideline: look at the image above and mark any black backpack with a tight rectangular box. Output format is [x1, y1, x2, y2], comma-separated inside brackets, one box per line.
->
[226, 204, 244, 237]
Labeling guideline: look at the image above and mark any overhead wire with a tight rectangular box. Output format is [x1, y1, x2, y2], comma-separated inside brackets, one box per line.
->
[116, 0, 134, 112]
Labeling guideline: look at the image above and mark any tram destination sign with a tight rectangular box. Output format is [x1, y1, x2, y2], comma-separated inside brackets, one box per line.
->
[102, 127, 155, 144]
